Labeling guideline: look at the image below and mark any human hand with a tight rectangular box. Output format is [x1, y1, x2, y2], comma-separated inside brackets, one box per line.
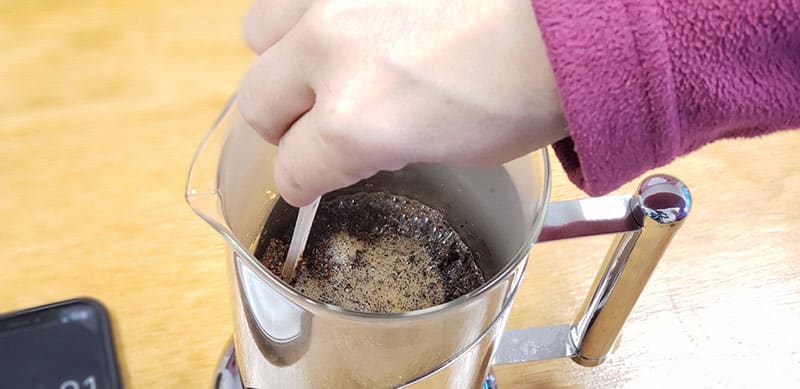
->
[239, 0, 566, 207]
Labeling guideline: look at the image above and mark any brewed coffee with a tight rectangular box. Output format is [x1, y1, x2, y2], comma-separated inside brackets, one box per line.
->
[256, 192, 487, 313]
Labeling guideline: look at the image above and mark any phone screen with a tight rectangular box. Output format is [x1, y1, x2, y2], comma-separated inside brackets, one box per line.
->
[0, 299, 121, 389]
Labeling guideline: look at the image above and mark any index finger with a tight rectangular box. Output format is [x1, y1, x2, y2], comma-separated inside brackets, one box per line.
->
[243, 0, 313, 54]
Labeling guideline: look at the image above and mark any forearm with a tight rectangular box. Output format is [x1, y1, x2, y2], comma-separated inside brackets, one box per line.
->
[532, 0, 800, 195]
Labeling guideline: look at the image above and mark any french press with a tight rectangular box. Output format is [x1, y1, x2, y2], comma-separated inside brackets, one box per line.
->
[187, 99, 691, 388]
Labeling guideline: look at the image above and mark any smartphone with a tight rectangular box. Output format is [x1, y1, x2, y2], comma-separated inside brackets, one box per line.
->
[0, 298, 122, 389]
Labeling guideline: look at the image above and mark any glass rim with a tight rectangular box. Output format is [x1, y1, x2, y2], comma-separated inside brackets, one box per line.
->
[186, 98, 553, 321]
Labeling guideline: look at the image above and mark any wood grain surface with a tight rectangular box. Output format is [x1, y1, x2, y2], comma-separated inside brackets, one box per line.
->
[2, 1, 798, 387]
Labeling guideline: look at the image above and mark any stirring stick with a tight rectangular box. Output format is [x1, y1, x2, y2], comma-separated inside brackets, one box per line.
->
[282, 196, 322, 282]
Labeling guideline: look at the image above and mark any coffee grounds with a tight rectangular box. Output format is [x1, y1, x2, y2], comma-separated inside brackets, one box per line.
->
[256, 192, 487, 313]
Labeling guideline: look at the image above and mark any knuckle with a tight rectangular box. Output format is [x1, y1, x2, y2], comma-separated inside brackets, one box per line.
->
[237, 88, 259, 127]
[317, 100, 359, 147]
[243, 31, 266, 55]
[303, 4, 348, 45]
[317, 99, 407, 171]
[274, 162, 305, 206]
[237, 88, 259, 124]
[275, 153, 300, 191]
[238, 88, 279, 144]
[242, 8, 267, 53]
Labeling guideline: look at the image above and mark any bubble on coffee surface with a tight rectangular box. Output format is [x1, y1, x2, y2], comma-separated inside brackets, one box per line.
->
[256, 192, 487, 313]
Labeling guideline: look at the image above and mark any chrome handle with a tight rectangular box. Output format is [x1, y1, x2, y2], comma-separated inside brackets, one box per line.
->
[569, 174, 691, 366]
[494, 174, 691, 366]
[537, 195, 639, 242]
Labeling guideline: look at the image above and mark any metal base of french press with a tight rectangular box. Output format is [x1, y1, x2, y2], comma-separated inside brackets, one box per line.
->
[213, 342, 498, 389]
[214, 344, 243, 389]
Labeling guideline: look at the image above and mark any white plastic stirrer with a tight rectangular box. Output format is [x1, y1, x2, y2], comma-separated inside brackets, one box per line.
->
[282, 196, 322, 281]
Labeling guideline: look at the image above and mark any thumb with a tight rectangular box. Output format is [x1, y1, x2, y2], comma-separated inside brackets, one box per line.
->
[273, 110, 383, 207]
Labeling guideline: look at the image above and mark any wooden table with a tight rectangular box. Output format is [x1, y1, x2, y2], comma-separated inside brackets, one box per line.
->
[2, 1, 798, 387]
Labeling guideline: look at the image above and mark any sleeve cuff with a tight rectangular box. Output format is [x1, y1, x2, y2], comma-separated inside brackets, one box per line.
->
[531, 0, 680, 195]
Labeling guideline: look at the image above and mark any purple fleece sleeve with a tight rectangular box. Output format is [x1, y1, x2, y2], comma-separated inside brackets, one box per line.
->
[531, 0, 800, 195]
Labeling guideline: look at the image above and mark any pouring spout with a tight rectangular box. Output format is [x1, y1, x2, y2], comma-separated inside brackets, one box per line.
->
[185, 96, 236, 229]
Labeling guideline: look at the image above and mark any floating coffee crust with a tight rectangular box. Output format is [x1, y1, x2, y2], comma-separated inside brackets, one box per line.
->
[258, 192, 487, 313]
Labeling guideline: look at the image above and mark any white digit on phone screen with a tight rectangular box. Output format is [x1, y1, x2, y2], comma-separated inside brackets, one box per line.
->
[59, 376, 96, 389]
[83, 375, 97, 389]
[60, 381, 79, 389]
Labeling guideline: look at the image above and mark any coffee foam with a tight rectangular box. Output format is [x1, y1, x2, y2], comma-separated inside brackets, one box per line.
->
[292, 232, 446, 313]
[257, 192, 486, 313]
